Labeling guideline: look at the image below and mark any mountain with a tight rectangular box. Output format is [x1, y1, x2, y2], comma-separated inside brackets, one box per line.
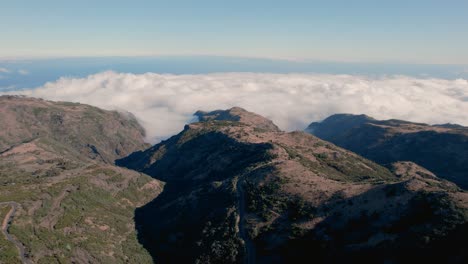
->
[0, 96, 162, 263]
[194, 107, 281, 132]
[118, 107, 468, 263]
[0, 95, 150, 163]
[306, 114, 468, 189]
[2, 98, 467, 264]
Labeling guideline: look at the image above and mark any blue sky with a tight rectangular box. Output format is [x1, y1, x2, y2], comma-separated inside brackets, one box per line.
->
[1, 0, 468, 64]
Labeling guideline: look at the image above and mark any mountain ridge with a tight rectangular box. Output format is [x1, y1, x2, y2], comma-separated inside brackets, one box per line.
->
[118, 108, 468, 263]
[306, 113, 468, 189]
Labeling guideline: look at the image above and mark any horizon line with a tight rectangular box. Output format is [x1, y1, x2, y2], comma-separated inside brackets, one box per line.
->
[1, 54, 468, 66]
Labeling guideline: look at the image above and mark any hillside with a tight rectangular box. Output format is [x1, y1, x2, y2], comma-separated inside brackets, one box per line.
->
[118, 107, 468, 263]
[306, 114, 468, 189]
[0, 95, 149, 163]
[0, 96, 162, 263]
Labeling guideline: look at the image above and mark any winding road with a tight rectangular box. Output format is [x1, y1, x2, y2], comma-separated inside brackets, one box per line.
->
[236, 178, 256, 264]
[0, 201, 32, 264]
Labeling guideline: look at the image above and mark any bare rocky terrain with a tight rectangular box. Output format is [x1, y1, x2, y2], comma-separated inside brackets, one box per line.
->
[306, 114, 468, 189]
[118, 107, 468, 263]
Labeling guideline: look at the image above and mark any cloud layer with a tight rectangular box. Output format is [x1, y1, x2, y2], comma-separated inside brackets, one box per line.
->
[10, 71, 468, 142]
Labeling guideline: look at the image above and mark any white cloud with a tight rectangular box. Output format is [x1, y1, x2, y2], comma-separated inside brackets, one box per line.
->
[0, 67, 10, 73]
[6, 71, 468, 143]
[18, 69, 29, 75]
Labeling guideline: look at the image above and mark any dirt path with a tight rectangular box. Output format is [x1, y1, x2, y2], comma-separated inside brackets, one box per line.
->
[236, 178, 256, 264]
[0, 201, 32, 264]
[40, 185, 78, 229]
[0, 138, 38, 156]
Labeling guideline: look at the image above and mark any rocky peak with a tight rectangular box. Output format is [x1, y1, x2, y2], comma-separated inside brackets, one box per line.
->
[194, 107, 280, 132]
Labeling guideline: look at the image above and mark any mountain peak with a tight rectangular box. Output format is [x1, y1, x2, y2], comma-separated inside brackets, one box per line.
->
[194, 107, 280, 132]
[305, 113, 374, 135]
[313, 113, 374, 126]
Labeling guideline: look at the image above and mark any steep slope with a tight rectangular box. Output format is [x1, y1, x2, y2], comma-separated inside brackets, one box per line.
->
[0, 96, 162, 263]
[306, 114, 468, 189]
[0, 95, 149, 163]
[118, 107, 468, 263]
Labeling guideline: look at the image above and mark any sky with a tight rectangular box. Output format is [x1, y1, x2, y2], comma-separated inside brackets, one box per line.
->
[1, 1, 468, 142]
[1, 0, 468, 64]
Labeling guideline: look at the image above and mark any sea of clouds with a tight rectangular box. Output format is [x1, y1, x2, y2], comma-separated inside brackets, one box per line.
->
[9, 71, 468, 142]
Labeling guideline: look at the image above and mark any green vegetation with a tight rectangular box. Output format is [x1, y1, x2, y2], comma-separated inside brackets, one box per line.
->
[55, 101, 81, 107]
[288, 198, 316, 221]
[280, 143, 395, 183]
[0, 205, 21, 264]
[195, 214, 243, 264]
[244, 177, 316, 225]
[0, 154, 158, 263]
[32, 107, 47, 116]
[388, 191, 468, 237]
[244, 178, 285, 220]
[315, 153, 328, 159]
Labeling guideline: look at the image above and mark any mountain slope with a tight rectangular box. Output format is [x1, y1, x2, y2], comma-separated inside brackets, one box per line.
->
[0, 96, 162, 263]
[306, 114, 468, 189]
[118, 107, 468, 263]
[0, 95, 149, 163]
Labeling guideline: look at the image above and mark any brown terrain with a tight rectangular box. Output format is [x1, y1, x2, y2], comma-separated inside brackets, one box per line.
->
[118, 107, 468, 263]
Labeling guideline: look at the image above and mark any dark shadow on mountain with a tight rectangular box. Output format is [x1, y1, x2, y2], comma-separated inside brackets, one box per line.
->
[262, 183, 468, 264]
[363, 131, 468, 189]
[117, 131, 274, 263]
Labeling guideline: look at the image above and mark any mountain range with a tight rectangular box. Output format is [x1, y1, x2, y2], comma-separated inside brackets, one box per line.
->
[306, 114, 468, 189]
[1, 96, 467, 263]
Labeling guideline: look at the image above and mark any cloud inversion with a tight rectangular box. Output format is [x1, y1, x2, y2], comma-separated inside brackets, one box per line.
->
[10, 71, 468, 142]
